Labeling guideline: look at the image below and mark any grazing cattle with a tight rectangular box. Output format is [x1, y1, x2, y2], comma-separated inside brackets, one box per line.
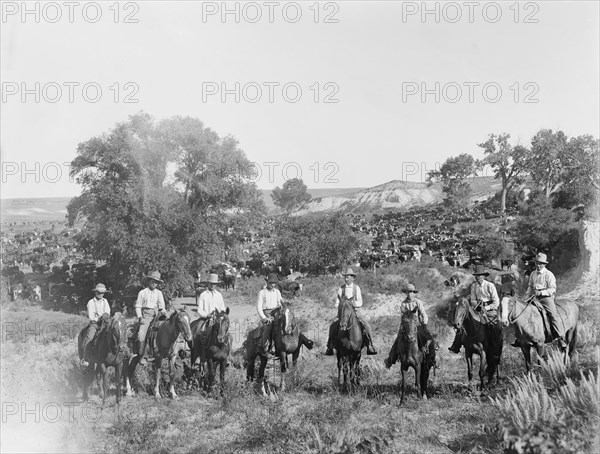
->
[276, 280, 302, 298]
[11, 283, 24, 301]
[221, 273, 236, 291]
[32, 284, 42, 302]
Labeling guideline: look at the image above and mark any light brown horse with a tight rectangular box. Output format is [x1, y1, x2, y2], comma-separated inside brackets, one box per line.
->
[127, 309, 193, 398]
[397, 307, 424, 404]
[78, 311, 131, 404]
[500, 296, 579, 372]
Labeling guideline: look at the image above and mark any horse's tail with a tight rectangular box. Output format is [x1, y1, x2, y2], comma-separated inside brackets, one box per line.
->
[568, 322, 578, 357]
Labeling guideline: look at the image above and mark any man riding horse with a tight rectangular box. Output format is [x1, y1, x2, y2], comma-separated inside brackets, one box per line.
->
[518, 252, 566, 349]
[80, 283, 111, 367]
[325, 268, 377, 356]
[135, 271, 167, 366]
[256, 273, 284, 355]
[384, 284, 435, 368]
[449, 265, 499, 354]
[193, 273, 227, 358]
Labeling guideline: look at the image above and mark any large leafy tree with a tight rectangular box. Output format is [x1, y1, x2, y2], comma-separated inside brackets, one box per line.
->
[427, 153, 481, 208]
[271, 178, 312, 213]
[526, 129, 569, 199]
[273, 214, 358, 274]
[67, 112, 264, 296]
[553, 135, 600, 210]
[478, 133, 529, 213]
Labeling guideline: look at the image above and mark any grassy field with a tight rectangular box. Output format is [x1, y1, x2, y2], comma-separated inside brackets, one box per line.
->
[1, 262, 598, 453]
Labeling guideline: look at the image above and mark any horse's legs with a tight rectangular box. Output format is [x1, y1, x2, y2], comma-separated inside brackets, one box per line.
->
[125, 356, 137, 397]
[415, 362, 422, 399]
[247, 350, 256, 381]
[420, 363, 429, 401]
[400, 365, 408, 405]
[465, 351, 473, 383]
[169, 354, 178, 399]
[478, 350, 487, 391]
[99, 364, 108, 405]
[337, 355, 343, 389]
[115, 361, 123, 404]
[258, 355, 268, 396]
[82, 367, 93, 401]
[219, 360, 226, 396]
[154, 357, 162, 398]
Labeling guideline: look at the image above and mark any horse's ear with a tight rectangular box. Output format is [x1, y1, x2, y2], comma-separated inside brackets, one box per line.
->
[226, 307, 230, 315]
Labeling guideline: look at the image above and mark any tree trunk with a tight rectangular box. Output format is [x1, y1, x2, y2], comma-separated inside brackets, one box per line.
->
[500, 187, 507, 213]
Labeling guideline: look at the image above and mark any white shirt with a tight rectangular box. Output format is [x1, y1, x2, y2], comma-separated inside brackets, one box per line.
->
[257, 287, 283, 319]
[197, 289, 226, 318]
[135, 287, 165, 318]
[525, 267, 556, 298]
[335, 283, 363, 308]
[470, 280, 500, 310]
[87, 297, 111, 322]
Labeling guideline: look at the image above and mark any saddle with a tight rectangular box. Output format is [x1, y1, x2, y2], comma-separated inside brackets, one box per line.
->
[531, 298, 562, 343]
[89, 314, 110, 354]
[144, 313, 168, 356]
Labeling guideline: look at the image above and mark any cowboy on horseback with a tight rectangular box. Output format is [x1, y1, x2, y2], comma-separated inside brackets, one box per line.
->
[194, 274, 227, 353]
[325, 268, 377, 356]
[449, 265, 499, 354]
[384, 284, 435, 368]
[517, 252, 566, 349]
[80, 283, 111, 367]
[257, 273, 284, 355]
[135, 271, 167, 366]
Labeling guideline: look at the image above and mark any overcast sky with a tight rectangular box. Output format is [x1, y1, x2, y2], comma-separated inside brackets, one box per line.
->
[1, 1, 598, 199]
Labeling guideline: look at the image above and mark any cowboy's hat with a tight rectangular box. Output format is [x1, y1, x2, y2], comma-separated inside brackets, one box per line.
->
[342, 267, 356, 277]
[92, 283, 107, 293]
[472, 265, 490, 276]
[146, 270, 164, 283]
[403, 283, 419, 293]
[207, 273, 220, 284]
[265, 273, 278, 284]
[534, 253, 549, 264]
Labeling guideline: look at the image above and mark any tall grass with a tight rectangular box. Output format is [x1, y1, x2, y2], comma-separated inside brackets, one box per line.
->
[492, 348, 599, 453]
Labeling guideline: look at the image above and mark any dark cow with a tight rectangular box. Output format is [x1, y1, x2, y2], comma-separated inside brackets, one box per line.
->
[276, 280, 303, 298]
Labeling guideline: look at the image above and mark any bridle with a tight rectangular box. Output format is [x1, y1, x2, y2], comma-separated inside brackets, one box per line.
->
[339, 300, 356, 331]
[507, 296, 533, 324]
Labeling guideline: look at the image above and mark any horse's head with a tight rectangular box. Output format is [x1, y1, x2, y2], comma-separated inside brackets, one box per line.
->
[174, 309, 193, 343]
[500, 295, 516, 327]
[280, 304, 296, 336]
[108, 312, 130, 356]
[338, 299, 356, 331]
[453, 297, 470, 330]
[400, 307, 419, 341]
[213, 308, 230, 344]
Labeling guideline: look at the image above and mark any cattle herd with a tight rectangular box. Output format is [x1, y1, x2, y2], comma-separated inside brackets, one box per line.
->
[2, 203, 532, 310]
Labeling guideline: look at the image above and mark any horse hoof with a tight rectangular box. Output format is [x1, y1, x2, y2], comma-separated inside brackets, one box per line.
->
[422, 395, 428, 401]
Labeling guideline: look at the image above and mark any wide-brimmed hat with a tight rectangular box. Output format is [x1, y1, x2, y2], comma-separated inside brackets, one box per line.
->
[534, 253, 549, 264]
[472, 265, 490, 276]
[342, 267, 356, 277]
[403, 283, 419, 293]
[207, 273, 220, 284]
[265, 273, 278, 284]
[146, 271, 164, 283]
[92, 283, 107, 293]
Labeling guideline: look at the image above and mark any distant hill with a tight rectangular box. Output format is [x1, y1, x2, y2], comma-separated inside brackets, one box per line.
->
[1, 197, 70, 224]
[295, 177, 502, 214]
[0, 178, 501, 224]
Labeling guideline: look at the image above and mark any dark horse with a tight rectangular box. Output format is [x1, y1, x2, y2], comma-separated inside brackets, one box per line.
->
[245, 305, 314, 395]
[127, 309, 193, 399]
[335, 299, 363, 392]
[190, 308, 232, 393]
[453, 297, 503, 390]
[78, 312, 131, 404]
[500, 296, 579, 372]
[397, 308, 426, 404]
